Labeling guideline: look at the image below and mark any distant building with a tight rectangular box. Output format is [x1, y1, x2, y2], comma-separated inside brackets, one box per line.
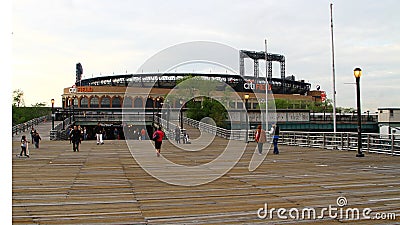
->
[378, 108, 400, 137]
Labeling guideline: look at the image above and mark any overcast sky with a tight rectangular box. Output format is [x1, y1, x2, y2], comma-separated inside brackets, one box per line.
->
[10, 0, 400, 111]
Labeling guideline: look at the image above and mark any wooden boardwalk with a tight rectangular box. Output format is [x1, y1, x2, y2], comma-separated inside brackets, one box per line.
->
[12, 134, 400, 224]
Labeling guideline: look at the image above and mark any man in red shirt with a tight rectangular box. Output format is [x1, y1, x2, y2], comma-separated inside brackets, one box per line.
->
[152, 127, 165, 157]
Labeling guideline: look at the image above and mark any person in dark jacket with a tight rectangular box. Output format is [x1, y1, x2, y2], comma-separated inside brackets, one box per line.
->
[175, 126, 181, 144]
[70, 125, 82, 152]
[94, 123, 104, 145]
[30, 127, 36, 144]
[269, 124, 280, 154]
[33, 132, 42, 148]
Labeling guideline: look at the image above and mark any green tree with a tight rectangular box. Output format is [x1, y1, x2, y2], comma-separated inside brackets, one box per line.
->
[186, 97, 227, 128]
[31, 102, 46, 107]
[13, 89, 25, 107]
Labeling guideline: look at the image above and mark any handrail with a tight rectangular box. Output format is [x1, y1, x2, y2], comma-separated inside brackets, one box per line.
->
[179, 117, 400, 156]
[279, 131, 400, 156]
[181, 117, 253, 141]
[12, 115, 50, 136]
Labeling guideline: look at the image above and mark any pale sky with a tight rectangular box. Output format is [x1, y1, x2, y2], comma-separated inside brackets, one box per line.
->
[10, 0, 400, 111]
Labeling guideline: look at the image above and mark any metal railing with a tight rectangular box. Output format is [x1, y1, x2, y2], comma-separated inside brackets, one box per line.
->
[50, 117, 73, 140]
[12, 115, 50, 136]
[176, 117, 400, 156]
[280, 131, 400, 156]
[158, 117, 251, 141]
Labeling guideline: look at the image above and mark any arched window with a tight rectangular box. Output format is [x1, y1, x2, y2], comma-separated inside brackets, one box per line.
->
[101, 97, 111, 108]
[112, 97, 121, 108]
[90, 97, 99, 108]
[73, 98, 78, 107]
[122, 97, 133, 108]
[80, 97, 89, 108]
[134, 97, 144, 108]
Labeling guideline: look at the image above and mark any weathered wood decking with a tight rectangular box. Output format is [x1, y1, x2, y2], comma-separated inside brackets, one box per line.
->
[13, 136, 400, 224]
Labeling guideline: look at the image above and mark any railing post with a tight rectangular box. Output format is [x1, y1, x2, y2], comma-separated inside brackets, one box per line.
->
[367, 134, 370, 154]
[392, 134, 395, 155]
[322, 133, 326, 149]
[346, 133, 350, 150]
[340, 132, 344, 150]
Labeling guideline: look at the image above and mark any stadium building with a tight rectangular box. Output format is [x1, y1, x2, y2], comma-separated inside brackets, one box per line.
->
[59, 51, 325, 139]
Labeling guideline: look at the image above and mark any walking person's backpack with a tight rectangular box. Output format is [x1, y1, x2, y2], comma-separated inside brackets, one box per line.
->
[152, 132, 159, 141]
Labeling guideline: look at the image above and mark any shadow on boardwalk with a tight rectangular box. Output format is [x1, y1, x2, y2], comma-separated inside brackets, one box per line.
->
[12, 137, 400, 224]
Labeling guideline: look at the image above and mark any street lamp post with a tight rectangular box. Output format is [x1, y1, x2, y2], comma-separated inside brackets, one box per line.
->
[180, 99, 184, 130]
[163, 100, 170, 130]
[151, 97, 155, 122]
[354, 67, 365, 157]
[51, 99, 55, 130]
[68, 97, 72, 122]
[156, 97, 160, 123]
[244, 94, 250, 143]
[72, 96, 75, 122]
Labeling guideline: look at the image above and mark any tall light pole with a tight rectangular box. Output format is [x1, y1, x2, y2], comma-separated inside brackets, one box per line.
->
[72, 96, 75, 122]
[68, 97, 72, 124]
[151, 97, 155, 122]
[244, 94, 250, 143]
[51, 98, 55, 130]
[163, 100, 170, 131]
[330, 3, 337, 133]
[354, 68, 364, 157]
[156, 97, 160, 123]
[180, 99, 184, 130]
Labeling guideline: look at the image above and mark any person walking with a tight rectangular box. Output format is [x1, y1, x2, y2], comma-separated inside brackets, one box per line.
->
[18, 135, 29, 158]
[152, 127, 165, 157]
[254, 125, 267, 155]
[83, 127, 87, 140]
[70, 125, 82, 152]
[67, 127, 73, 144]
[269, 124, 280, 154]
[33, 132, 41, 148]
[175, 126, 181, 144]
[30, 127, 36, 144]
[140, 128, 146, 140]
[113, 128, 119, 140]
[95, 122, 104, 145]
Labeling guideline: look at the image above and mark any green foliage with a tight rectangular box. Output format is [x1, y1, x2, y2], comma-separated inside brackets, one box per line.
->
[13, 89, 25, 107]
[12, 106, 51, 126]
[261, 98, 335, 112]
[186, 97, 228, 128]
[176, 74, 194, 87]
[31, 102, 47, 107]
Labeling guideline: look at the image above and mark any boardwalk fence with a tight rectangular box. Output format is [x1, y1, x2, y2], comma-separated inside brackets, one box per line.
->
[176, 117, 400, 156]
[12, 115, 49, 136]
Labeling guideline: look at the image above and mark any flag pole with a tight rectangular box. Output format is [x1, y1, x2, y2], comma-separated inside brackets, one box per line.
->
[330, 3, 337, 133]
[265, 39, 268, 130]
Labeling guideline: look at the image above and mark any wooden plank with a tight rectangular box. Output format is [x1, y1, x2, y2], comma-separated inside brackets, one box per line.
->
[12, 137, 400, 224]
